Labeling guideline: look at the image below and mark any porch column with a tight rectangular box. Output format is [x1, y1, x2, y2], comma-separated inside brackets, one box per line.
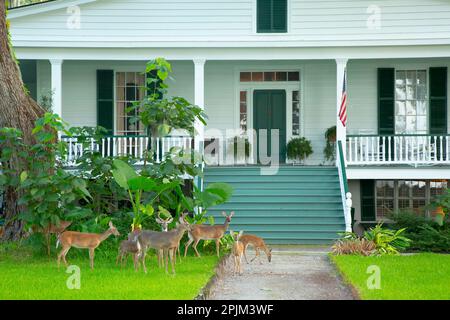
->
[193, 58, 206, 153]
[335, 58, 348, 162]
[50, 59, 63, 118]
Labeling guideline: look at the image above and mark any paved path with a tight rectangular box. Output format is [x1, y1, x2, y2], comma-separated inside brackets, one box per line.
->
[210, 246, 355, 300]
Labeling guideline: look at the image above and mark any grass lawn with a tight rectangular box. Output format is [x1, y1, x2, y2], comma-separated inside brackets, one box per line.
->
[331, 253, 450, 300]
[0, 243, 219, 300]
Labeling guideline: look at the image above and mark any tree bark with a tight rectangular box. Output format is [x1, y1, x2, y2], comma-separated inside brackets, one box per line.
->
[0, 2, 45, 240]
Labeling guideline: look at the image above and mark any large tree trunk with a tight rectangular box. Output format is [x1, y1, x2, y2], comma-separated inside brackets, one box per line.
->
[0, 1, 45, 240]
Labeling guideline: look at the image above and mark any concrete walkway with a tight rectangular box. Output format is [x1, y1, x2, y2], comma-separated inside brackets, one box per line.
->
[210, 246, 355, 300]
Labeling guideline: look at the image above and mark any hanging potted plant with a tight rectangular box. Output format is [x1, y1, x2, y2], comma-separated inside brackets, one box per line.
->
[286, 137, 313, 165]
[323, 125, 336, 162]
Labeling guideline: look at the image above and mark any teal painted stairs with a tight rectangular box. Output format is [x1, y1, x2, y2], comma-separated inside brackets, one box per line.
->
[203, 166, 346, 244]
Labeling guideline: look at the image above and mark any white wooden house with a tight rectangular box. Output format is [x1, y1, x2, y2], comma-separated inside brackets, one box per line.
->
[9, 0, 450, 243]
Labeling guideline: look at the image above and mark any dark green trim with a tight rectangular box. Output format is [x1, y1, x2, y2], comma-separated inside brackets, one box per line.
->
[253, 89, 287, 163]
[429, 67, 448, 135]
[96, 70, 114, 135]
[19, 60, 37, 101]
[360, 180, 376, 222]
[337, 141, 348, 193]
[257, 0, 287, 33]
[377, 68, 395, 135]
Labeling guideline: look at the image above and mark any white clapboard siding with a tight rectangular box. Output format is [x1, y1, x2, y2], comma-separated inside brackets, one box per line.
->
[9, 0, 450, 47]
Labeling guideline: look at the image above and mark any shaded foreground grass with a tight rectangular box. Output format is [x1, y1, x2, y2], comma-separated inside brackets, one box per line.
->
[331, 253, 450, 300]
[0, 243, 219, 300]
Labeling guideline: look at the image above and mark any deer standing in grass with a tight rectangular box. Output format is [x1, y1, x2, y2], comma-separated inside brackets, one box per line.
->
[116, 232, 142, 271]
[155, 213, 173, 267]
[239, 234, 272, 264]
[57, 221, 120, 270]
[184, 211, 234, 258]
[138, 213, 190, 274]
[32, 220, 72, 256]
[230, 230, 244, 275]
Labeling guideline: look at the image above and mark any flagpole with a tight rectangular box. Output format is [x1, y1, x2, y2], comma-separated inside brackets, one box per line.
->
[335, 58, 348, 165]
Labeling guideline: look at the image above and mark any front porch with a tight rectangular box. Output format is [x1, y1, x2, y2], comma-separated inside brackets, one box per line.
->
[20, 55, 450, 168]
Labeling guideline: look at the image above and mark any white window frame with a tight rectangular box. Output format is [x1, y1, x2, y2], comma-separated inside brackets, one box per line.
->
[114, 70, 146, 136]
[394, 69, 429, 134]
[235, 67, 304, 149]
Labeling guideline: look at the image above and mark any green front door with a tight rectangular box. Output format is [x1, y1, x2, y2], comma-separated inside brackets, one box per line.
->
[253, 90, 287, 163]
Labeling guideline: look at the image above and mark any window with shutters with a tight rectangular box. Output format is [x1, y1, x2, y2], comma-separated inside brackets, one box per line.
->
[115, 72, 145, 135]
[394, 70, 428, 134]
[257, 0, 287, 33]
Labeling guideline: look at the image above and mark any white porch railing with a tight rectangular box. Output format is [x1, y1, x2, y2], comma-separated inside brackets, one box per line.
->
[347, 134, 450, 166]
[61, 135, 193, 166]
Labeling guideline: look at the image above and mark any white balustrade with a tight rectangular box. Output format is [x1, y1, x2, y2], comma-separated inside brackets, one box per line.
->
[346, 135, 450, 166]
[61, 136, 194, 166]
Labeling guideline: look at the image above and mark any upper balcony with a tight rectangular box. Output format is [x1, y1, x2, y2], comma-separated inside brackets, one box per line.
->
[346, 134, 450, 167]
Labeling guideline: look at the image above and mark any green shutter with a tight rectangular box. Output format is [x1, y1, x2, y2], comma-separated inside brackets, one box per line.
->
[97, 70, 114, 134]
[429, 67, 447, 134]
[360, 180, 376, 221]
[378, 68, 395, 135]
[19, 60, 37, 101]
[257, 0, 287, 33]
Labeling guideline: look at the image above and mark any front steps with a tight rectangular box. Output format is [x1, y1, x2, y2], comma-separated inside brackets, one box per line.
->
[203, 166, 345, 244]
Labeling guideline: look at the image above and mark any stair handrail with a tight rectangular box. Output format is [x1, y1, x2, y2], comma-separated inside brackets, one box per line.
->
[336, 140, 352, 232]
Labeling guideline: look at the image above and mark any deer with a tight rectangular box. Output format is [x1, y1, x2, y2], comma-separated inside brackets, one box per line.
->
[31, 220, 72, 256]
[57, 221, 120, 270]
[138, 213, 190, 274]
[155, 212, 173, 268]
[239, 234, 272, 264]
[184, 211, 234, 258]
[116, 232, 142, 271]
[230, 230, 244, 275]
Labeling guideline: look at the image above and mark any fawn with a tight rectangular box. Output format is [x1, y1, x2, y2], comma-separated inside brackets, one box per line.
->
[239, 234, 272, 264]
[57, 221, 120, 269]
[116, 232, 142, 271]
[230, 230, 244, 275]
[184, 211, 234, 257]
[32, 220, 72, 256]
[138, 213, 190, 274]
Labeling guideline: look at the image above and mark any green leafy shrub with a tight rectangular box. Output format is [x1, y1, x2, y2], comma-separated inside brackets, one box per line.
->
[286, 137, 313, 163]
[0, 114, 92, 233]
[389, 211, 450, 253]
[363, 224, 411, 255]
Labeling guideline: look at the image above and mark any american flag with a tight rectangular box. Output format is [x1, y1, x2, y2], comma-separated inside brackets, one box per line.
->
[338, 70, 347, 127]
